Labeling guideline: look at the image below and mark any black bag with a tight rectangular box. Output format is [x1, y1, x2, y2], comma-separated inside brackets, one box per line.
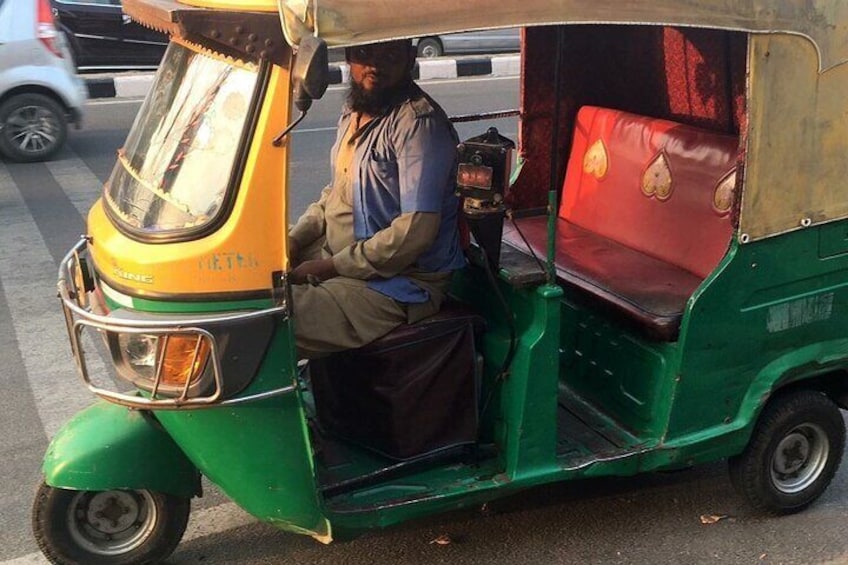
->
[310, 306, 483, 461]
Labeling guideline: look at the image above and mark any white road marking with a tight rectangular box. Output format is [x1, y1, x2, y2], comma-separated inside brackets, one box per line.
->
[0, 165, 93, 439]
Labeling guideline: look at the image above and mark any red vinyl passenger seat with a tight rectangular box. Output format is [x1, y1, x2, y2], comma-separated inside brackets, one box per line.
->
[503, 106, 739, 340]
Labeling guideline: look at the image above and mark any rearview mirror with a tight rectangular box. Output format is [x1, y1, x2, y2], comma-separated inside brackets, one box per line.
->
[292, 35, 329, 112]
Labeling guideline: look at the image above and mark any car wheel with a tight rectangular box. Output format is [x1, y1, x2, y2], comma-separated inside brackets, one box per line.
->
[0, 93, 68, 162]
[32, 482, 190, 564]
[728, 390, 845, 514]
[417, 38, 443, 58]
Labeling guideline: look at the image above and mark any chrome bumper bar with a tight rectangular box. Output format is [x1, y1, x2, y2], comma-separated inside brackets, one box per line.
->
[58, 237, 295, 410]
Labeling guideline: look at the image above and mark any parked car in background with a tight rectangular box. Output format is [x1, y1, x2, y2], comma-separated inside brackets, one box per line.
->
[414, 28, 520, 58]
[0, 0, 86, 162]
[51, 0, 167, 70]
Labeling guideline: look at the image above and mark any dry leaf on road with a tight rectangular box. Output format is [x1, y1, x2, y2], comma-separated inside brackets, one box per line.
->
[699, 514, 729, 524]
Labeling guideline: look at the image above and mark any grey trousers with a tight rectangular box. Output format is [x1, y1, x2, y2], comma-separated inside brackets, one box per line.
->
[292, 236, 445, 359]
[292, 276, 409, 359]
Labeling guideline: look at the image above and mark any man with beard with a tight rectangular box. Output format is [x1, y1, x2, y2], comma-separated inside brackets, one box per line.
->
[287, 39, 465, 358]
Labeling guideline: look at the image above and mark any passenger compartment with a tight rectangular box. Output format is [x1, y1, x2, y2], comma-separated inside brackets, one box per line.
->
[503, 105, 739, 341]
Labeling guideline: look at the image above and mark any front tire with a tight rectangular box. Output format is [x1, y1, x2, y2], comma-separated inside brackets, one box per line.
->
[0, 93, 68, 162]
[729, 390, 845, 514]
[32, 483, 190, 564]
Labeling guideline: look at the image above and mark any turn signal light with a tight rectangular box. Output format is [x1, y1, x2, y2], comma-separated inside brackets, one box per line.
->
[159, 334, 211, 387]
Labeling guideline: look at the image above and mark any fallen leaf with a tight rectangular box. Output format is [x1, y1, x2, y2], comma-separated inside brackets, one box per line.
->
[759, 553, 768, 560]
[699, 514, 729, 524]
[430, 534, 452, 545]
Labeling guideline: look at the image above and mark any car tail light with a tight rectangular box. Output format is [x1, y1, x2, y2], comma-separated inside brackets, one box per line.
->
[36, 0, 63, 58]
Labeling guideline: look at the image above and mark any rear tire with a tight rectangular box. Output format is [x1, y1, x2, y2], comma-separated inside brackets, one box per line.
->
[417, 38, 443, 58]
[32, 482, 190, 564]
[729, 390, 845, 514]
[0, 93, 68, 162]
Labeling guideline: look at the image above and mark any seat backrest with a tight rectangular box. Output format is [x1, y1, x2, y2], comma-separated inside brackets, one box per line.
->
[559, 106, 739, 278]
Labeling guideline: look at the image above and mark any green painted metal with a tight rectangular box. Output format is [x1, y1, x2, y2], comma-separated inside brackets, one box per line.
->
[153, 315, 332, 540]
[500, 283, 563, 478]
[667, 222, 848, 460]
[102, 292, 273, 314]
[52, 221, 848, 540]
[559, 298, 680, 440]
[42, 401, 199, 498]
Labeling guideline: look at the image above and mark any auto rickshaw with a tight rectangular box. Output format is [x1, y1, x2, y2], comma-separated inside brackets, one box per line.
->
[34, 0, 848, 562]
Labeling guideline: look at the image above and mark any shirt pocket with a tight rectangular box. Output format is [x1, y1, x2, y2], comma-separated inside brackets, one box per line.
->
[367, 149, 400, 197]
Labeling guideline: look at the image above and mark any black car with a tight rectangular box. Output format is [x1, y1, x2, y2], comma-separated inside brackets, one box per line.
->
[51, 0, 167, 70]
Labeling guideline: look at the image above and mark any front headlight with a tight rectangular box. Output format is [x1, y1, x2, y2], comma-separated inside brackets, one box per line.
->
[118, 333, 158, 377]
[114, 332, 211, 392]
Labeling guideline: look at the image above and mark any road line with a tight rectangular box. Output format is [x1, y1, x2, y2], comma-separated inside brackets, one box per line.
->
[2, 502, 256, 564]
[86, 97, 145, 106]
[0, 163, 94, 438]
[294, 126, 338, 134]
[44, 152, 115, 388]
[45, 149, 107, 219]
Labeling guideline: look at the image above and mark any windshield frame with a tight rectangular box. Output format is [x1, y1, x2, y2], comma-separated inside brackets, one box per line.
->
[103, 41, 271, 244]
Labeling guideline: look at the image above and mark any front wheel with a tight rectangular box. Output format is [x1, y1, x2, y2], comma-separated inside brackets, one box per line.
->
[32, 483, 190, 564]
[729, 390, 845, 514]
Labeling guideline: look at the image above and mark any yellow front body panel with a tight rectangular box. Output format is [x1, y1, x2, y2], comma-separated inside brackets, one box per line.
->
[89, 58, 292, 298]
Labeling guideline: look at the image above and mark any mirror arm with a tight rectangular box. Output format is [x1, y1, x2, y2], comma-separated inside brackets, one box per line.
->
[272, 110, 308, 147]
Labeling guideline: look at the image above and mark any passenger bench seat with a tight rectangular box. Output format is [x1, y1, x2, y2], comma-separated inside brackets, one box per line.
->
[503, 106, 739, 340]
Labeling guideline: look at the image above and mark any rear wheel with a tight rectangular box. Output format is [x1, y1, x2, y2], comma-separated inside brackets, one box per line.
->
[417, 38, 443, 58]
[0, 93, 68, 162]
[32, 482, 190, 564]
[729, 390, 845, 514]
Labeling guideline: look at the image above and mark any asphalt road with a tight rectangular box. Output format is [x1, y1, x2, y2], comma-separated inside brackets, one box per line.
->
[2, 76, 848, 565]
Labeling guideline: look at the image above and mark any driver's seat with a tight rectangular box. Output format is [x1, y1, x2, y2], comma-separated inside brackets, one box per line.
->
[309, 302, 485, 461]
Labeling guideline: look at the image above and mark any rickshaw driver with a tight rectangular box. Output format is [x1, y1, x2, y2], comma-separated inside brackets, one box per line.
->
[287, 39, 466, 358]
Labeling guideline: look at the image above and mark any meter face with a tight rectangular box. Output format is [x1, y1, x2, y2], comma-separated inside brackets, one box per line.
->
[458, 163, 494, 190]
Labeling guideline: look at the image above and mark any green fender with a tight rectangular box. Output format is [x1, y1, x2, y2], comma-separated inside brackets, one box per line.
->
[738, 338, 848, 425]
[43, 401, 200, 498]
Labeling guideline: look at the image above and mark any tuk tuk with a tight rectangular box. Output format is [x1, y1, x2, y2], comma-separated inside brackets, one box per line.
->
[34, 0, 848, 562]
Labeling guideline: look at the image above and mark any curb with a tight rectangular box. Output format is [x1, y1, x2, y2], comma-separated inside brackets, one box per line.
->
[85, 55, 520, 100]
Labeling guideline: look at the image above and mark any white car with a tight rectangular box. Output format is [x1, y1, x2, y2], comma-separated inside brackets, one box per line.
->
[414, 28, 520, 58]
[0, 0, 86, 162]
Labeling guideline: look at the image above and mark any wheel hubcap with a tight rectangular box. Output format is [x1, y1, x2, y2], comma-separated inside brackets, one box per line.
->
[421, 45, 438, 58]
[770, 423, 829, 494]
[67, 490, 158, 556]
[4, 105, 59, 154]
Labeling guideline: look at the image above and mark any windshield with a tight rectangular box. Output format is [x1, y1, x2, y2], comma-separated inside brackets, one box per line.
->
[104, 42, 260, 236]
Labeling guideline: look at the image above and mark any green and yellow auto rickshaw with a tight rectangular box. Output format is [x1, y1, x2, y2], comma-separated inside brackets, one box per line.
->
[34, 0, 848, 562]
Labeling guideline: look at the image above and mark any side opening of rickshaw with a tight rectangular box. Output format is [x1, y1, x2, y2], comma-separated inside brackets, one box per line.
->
[34, 0, 848, 560]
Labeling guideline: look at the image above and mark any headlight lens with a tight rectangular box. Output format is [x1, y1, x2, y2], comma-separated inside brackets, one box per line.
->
[118, 334, 158, 377]
[115, 332, 211, 391]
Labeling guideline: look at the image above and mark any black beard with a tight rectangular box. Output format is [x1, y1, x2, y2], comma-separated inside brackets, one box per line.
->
[346, 79, 413, 116]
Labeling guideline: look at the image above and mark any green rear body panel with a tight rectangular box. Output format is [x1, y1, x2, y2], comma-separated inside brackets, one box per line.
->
[665, 222, 848, 460]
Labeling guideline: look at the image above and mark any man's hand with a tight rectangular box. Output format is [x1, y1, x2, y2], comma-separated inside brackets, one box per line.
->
[290, 258, 338, 285]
